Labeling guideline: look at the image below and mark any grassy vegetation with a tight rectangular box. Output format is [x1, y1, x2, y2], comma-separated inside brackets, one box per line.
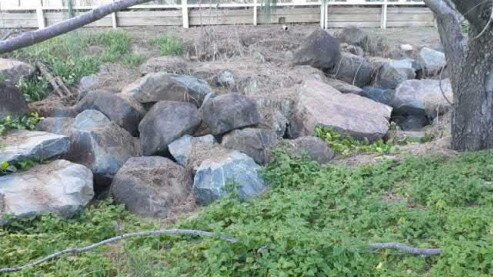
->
[151, 35, 185, 56]
[316, 127, 396, 156]
[2, 151, 493, 276]
[10, 30, 145, 102]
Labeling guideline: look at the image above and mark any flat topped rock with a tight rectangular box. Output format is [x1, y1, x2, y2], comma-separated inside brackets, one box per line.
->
[0, 159, 94, 222]
[291, 78, 392, 142]
[0, 130, 70, 164]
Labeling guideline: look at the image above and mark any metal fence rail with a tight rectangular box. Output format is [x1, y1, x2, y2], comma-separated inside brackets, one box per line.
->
[0, 0, 431, 29]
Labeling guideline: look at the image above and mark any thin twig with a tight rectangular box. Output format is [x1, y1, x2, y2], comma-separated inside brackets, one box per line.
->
[370, 243, 442, 257]
[36, 62, 72, 98]
[1, 29, 18, 41]
[472, 0, 493, 40]
[0, 229, 238, 274]
[438, 66, 453, 106]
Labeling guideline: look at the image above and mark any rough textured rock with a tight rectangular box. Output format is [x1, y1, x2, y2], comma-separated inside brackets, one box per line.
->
[284, 136, 334, 164]
[139, 101, 201, 156]
[326, 78, 363, 95]
[292, 29, 341, 70]
[255, 98, 292, 138]
[336, 26, 369, 48]
[169, 135, 217, 166]
[110, 157, 192, 218]
[66, 111, 140, 186]
[192, 151, 266, 205]
[79, 75, 99, 92]
[392, 79, 453, 119]
[74, 110, 111, 130]
[139, 56, 190, 75]
[0, 160, 94, 222]
[361, 87, 395, 106]
[76, 90, 145, 136]
[0, 130, 70, 164]
[221, 128, 279, 165]
[200, 93, 261, 135]
[0, 58, 34, 87]
[329, 53, 374, 87]
[291, 79, 392, 141]
[122, 73, 213, 107]
[37, 117, 75, 135]
[417, 47, 446, 76]
[0, 84, 29, 120]
[376, 63, 416, 89]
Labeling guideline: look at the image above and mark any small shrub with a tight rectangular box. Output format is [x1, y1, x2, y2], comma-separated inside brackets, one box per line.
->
[16, 77, 50, 102]
[152, 35, 184, 56]
[0, 160, 37, 176]
[0, 113, 43, 136]
[123, 54, 146, 67]
[315, 127, 395, 156]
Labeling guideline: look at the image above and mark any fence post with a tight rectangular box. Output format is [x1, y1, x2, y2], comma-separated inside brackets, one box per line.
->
[380, 0, 388, 29]
[36, 0, 45, 29]
[253, 0, 258, 26]
[319, 1, 325, 29]
[182, 0, 189, 28]
[112, 0, 118, 28]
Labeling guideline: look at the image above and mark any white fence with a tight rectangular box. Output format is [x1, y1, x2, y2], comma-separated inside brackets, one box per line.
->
[0, 0, 432, 29]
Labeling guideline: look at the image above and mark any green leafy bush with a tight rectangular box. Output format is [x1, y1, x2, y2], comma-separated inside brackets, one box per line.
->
[315, 127, 395, 156]
[0, 160, 37, 176]
[0, 113, 43, 136]
[16, 77, 50, 102]
[152, 35, 184, 56]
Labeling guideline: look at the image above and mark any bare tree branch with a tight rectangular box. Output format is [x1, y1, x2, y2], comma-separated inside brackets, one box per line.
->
[0, 229, 238, 274]
[453, 0, 492, 29]
[0, 0, 153, 54]
[370, 243, 442, 257]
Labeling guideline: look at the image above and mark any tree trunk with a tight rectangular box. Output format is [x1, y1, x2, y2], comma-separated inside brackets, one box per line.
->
[451, 32, 493, 151]
[0, 0, 152, 54]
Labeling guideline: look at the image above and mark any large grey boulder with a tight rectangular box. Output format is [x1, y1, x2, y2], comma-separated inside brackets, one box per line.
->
[392, 79, 453, 119]
[200, 93, 261, 135]
[122, 73, 213, 107]
[192, 151, 267, 205]
[290, 79, 392, 142]
[221, 128, 279, 165]
[326, 78, 363, 95]
[139, 101, 201, 156]
[417, 47, 446, 76]
[75, 90, 145, 136]
[284, 136, 334, 164]
[329, 53, 374, 87]
[376, 63, 416, 89]
[0, 160, 94, 222]
[0, 85, 29, 120]
[139, 56, 190, 75]
[292, 29, 341, 70]
[0, 130, 69, 164]
[110, 157, 192, 218]
[168, 135, 216, 167]
[65, 110, 140, 186]
[37, 117, 75, 134]
[255, 98, 293, 138]
[0, 58, 34, 87]
[361, 87, 395, 106]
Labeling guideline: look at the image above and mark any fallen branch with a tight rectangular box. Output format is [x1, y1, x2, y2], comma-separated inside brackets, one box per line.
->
[0, 0, 153, 54]
[36, 62, 72, 98]
[0, 229, 238, 274]
[370, 243, 442, 257]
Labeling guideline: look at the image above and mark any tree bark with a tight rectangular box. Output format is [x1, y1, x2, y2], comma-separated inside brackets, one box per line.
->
[0, 0, 152, 54]
[425, 0, 493, 151]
